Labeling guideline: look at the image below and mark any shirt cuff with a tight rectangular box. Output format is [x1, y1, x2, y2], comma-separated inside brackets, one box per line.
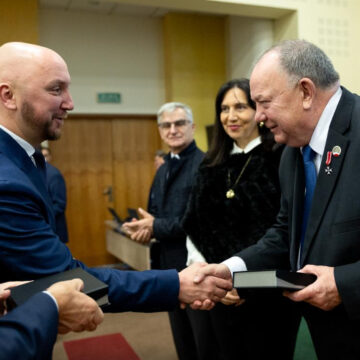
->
[42, 290, 59, 311]
[222, 256, 247, 278]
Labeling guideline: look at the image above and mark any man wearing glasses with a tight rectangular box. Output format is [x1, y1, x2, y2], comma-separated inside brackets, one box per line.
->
[123, 102, 204, 360]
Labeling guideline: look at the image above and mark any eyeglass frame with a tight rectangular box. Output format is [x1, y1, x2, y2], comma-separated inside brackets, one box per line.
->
[158, 119, 191, 130]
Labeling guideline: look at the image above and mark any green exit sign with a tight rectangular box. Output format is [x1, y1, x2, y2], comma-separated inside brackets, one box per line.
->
[97, 92, 121, 104]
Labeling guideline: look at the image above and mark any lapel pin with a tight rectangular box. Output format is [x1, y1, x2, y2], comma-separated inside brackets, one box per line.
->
[332, 145, 341, 157]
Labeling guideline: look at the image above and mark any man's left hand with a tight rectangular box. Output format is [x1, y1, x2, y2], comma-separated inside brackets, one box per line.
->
[122, 208, 154, 243]
[0, 281, 29, 316]
[284, 264, 341, 311]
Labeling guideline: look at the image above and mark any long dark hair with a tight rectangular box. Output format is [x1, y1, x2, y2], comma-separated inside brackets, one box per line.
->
[204, 78, 274, 167]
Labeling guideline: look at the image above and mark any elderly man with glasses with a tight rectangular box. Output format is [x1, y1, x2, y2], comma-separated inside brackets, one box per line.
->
[123, 102, 204, 360]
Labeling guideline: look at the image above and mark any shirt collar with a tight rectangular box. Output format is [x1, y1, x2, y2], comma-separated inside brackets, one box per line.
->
[309, 86, 342, 157]
[170, 153, 180, 160]
[230, 136, 261, 155]
[0, 125, 36, 157]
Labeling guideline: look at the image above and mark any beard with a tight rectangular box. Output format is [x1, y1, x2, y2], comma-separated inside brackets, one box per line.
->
[21, 101, 62, 142]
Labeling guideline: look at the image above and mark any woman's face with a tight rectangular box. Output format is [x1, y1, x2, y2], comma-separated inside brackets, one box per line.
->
[220, 87, 259, 148]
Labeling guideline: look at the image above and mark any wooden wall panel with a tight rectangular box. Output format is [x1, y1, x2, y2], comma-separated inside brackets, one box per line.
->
[111, 117, 162, 219]
[0, 0, 38, 44]
[49, 115, 161, 266]
[50, 117, 115, 266]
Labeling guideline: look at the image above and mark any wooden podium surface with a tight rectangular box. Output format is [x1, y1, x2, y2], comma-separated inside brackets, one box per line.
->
[105, 220, 151, 271]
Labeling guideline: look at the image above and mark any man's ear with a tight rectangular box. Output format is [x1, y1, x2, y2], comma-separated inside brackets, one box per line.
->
[299, 78, 315, 110]
[0, 83, 17, 110]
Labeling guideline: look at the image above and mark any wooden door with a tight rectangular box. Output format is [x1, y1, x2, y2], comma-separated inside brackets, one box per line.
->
[50, 115, 161, 266]
[111, 117, 162, 218]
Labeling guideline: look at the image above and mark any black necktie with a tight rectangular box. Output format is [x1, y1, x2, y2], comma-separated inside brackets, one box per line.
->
[33, 150, 47, 183]
[299, 145, 317, 263]
[167, 156, 180, 181]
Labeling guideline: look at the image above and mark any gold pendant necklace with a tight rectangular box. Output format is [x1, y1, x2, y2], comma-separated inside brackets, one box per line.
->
[226, 155, 252, 199]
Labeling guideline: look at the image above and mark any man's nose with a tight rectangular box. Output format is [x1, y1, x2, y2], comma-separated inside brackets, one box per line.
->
[254, 110, 266, 124]
[169, 123, 178, 132]
[62, 91, 74, 111]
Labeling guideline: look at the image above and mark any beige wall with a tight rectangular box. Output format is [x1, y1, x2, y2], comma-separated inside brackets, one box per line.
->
[39, 9, 165, 114]
[38, 0, 360, 111]
[226, 16, 274, 79]
[227, 0, 360, 92]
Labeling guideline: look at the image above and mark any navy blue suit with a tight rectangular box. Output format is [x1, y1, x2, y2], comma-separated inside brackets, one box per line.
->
[0, 292, 58, 360]
[45, 162, 69, 243]
[0, 129, 179, 312]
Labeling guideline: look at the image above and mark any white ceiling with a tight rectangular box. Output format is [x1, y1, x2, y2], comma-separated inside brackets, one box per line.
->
[39, 0, 293, 19]
[39, 0, 169, 17]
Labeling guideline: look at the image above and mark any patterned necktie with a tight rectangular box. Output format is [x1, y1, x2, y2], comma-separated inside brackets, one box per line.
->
[299, 145, 317, 262]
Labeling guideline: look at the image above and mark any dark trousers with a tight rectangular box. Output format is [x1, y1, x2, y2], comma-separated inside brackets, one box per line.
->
[168, 306, 219, 360]
[187, 296, 300, 360]
[302, 303, 360, 360]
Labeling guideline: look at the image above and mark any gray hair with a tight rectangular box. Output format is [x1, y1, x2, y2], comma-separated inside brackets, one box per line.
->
[266, 39, 339, 89]
[157, 102, 193, 124]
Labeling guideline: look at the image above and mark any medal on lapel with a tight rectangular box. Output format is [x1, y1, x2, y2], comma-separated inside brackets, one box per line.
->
[324, 145, 341, 175]
[325, 151, 333, 175]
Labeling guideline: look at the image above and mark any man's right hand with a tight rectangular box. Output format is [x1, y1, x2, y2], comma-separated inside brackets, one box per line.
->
[178, 263, 232, 310]
[47, 279, 104, 334]
[190, 263, 233, 309]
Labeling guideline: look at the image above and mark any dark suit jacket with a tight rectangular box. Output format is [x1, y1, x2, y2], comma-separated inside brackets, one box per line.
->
[0, 129, 179, 313]
[148, 141, 204, 271]
[46, 162, 69, 243]
[239, 88, 360, 320]
[0, 292, 58, 360]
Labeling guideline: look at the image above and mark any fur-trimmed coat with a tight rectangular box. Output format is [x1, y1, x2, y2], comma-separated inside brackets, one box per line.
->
[182, 143, 283, 263]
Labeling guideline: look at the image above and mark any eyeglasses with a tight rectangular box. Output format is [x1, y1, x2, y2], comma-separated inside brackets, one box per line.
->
[158, 119, 190, 129]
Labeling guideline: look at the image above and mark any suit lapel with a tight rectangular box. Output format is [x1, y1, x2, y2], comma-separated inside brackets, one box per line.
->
[0, 130, 55, 222]
[300, 88, 353, 265]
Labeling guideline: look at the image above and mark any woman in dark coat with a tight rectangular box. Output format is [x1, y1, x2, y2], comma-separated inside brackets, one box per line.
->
[182, 79, 300, 360]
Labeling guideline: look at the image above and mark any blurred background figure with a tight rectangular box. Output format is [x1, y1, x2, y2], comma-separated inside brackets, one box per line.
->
[41, 146, 69, 243]
[123, 102, 204, 360]
[182, 78, 299, 359]
[154, 149, 166, 170]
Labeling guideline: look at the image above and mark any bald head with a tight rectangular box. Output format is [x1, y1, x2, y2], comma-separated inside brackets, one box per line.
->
[0, 42, 73, 147]
[0, 42, 67, 85]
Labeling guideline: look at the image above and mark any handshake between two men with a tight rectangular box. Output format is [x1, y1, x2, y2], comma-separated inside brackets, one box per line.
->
[0, 263, 232, 337]
[178, 262, 235, 310]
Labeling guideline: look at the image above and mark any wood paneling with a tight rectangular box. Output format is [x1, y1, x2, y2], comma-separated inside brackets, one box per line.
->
[112, 118, 162, 218]
[163, 13, 226, 151]
[50, 115, 161, 266]
[0, 0, 38, 44]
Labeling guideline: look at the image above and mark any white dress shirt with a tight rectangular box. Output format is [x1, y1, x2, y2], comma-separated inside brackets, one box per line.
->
[0, 125, 37, 166]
